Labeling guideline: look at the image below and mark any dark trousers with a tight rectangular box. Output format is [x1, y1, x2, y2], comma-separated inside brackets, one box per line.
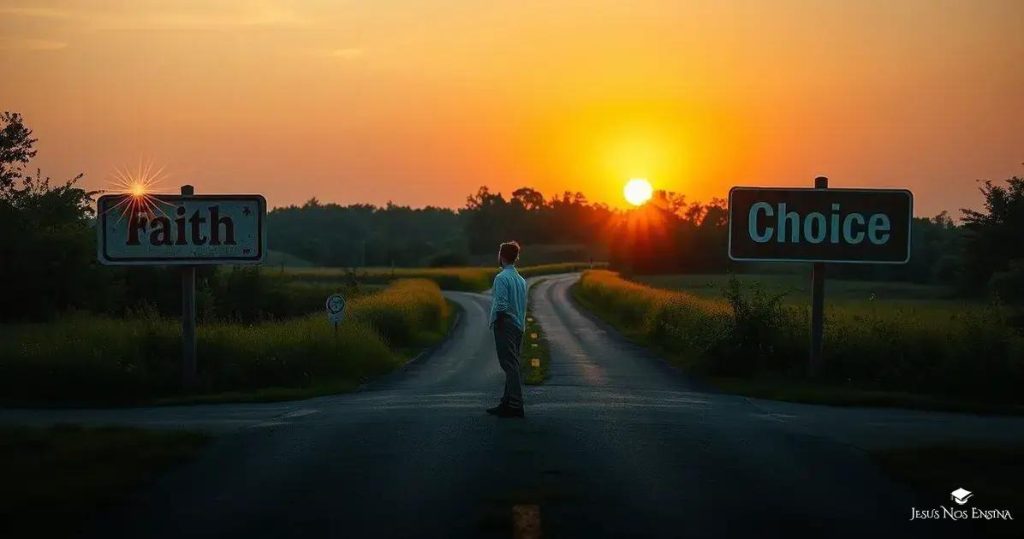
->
[493, 314, 524, 409]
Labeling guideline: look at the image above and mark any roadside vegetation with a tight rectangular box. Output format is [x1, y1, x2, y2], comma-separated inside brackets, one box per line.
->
[522, 301, 551, 385]
[277, 262, 602, 292]
[0, 425, 209, 539]
[574, 270, 1024, 410]
[0, 279, 450, 406]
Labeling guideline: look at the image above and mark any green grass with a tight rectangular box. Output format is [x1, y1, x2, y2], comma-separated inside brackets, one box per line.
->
[155, 298, 462, 405]
[871, 444, 1023, 537]
[263, 249, 317, 268]
[277, 262, 602, 292]
[0, 279, 451, 406]
[573, 270, 1024, 409]
[0, 425, 209, 539]
[522, 285, 551, 385]
[636, 273, 957, 304]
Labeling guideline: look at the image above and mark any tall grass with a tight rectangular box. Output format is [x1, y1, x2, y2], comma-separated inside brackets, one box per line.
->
[575, 270, 1024, 401]
[0, 279, 449, 405]
[278, 262, 602, 292]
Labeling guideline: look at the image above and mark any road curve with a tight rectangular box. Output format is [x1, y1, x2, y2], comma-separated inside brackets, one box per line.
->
[5, 274, 1023, 537]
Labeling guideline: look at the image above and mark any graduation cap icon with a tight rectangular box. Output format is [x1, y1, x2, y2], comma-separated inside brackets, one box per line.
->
[951, 488, 973, 505]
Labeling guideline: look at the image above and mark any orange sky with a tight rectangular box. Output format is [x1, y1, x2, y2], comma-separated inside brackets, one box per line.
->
[2, 0, 1022, 215]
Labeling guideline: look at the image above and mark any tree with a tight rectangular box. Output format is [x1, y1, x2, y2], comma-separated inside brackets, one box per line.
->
[0, 112, 37, 195]
[960, 177, 1024, 293]
[511, 187, 544, 211]
[0, 113, 97, 320]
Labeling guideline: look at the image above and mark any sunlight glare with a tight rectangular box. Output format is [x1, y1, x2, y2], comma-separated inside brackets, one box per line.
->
[624, 178, 653, 206]
[130, 182, 147, 197]
[102, 160, 172, 223]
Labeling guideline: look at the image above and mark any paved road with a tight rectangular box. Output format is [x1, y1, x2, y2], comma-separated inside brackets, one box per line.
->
[5, 273, 1024, 537]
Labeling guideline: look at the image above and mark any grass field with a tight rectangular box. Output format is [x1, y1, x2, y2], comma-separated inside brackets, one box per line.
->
[0, 279, 450, 406]
[574, 270, 1024, 410]
[636, 273, 957, 304]
[277, 262, 602, 292]
[0, 425, 209, 539]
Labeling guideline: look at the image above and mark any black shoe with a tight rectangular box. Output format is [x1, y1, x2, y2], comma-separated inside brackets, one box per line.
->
[486, 403, 505, 415]
[495, 406, 525, 419]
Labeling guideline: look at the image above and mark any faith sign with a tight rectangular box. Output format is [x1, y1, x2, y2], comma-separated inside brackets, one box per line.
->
[95, 186, 267, 391]
[97, 193, 266, 265]
[728, 187, 912, 264]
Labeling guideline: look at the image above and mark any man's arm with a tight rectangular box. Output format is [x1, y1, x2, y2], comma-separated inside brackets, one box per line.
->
[491, 273, 511, 327]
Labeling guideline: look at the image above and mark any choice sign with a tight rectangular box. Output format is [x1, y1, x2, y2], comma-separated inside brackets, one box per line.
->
[97, 194, 266, 265]
[728, 187, 912, 264]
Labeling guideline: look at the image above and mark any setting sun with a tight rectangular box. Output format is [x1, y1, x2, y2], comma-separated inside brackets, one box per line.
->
[129, 183, 147, 197]
[624, 178, 653, 206]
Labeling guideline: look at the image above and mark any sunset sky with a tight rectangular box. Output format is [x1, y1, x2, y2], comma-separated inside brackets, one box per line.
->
[2, 0, 1021, 216]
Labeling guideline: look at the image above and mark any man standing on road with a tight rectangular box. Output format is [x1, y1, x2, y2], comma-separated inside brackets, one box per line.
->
[487, 241, 528, 418]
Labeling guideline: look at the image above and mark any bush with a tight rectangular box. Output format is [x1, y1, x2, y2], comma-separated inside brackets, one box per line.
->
[280, 262, 602, 292]
[989, 259, 1024, 306]
[575, 270, 1024, 402]
[427, 250, 470, 267]
[348, 279, 449, 346]
[0, 279, 450, 405]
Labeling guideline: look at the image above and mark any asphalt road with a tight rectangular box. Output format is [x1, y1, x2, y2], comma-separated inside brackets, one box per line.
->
[5, 274, 1023, 537]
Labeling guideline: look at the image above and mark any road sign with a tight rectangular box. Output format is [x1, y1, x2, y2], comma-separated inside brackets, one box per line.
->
[326, 294, 346, 325]
[97, 194, 266, 265]
[728, 187, 912, 264]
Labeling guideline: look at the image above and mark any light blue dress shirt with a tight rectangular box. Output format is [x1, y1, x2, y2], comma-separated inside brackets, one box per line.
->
[489, 264, 527, 332]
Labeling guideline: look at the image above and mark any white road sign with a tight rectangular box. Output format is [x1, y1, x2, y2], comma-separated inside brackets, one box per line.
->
[97, 194, 266, 265]
[326, 294, 346, 324]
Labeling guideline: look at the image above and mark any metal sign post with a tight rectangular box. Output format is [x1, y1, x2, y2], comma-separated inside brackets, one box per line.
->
[326, 293, 346, 337]
[727, 179, 913, 376]
[181, 185, 198, 389]
[809, 177, 827, 376]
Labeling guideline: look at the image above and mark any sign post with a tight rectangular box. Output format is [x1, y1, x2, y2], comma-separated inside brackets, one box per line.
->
[97, 188, 266, 390]
[326, 293, 346, 337]
[808, 177, 828, 376]
[728, 180, 912, 375]
[180, 185, 198, 388]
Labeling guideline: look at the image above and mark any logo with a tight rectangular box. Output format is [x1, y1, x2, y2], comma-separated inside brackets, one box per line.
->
[909, 488, 1013, 522]
[951, 488, 973, 506]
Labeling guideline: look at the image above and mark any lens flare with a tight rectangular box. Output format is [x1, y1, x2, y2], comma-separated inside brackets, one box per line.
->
[129, 182, 147, 197]
[101, 160, 173, 223]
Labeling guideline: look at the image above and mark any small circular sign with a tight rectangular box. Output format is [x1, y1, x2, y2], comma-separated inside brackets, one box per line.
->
[326, 293, 346, 324]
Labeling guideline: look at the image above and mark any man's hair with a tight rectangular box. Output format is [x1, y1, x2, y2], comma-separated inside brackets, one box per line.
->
[499, 241, 521, 264]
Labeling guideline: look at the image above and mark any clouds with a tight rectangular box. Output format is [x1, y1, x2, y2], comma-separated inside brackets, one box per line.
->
[82, 5, 311, 32]
[0, 2, 311, 32]
[0, 2, 314, 56]
[0, 6, 72, 19]
[0, 36, 67, 51]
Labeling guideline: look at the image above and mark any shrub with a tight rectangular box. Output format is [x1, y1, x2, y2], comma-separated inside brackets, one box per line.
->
[348, 279, 450, 346]
[575, 270, 1024, 402]
[280, 262, 602, 292]
[0, 279, 450, 405]
[989, 259, 1024, 306]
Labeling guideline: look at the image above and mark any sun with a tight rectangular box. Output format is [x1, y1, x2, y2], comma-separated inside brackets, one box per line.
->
[624, 178, 653, 206]
[129, 182, 147, 197]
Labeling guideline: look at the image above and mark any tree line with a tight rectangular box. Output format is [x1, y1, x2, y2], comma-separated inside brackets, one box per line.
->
[2, 111, 1022, 321]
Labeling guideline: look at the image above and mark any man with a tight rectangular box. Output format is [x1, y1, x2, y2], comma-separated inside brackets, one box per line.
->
[487, 241, 528, 418]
